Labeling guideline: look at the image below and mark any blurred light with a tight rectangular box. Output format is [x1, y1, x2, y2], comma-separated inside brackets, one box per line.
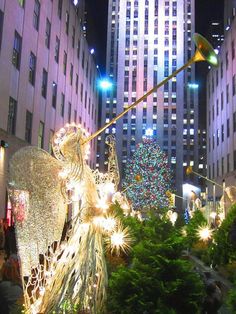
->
[145, 128, 153, 137]
[73, 0, 78, 5]
[99, 79, 113, 90]
[90, 48, 95, 54]
[197, 225, 213, 241]
[209, 54, 218, 66]
[188, 83, 199, 89]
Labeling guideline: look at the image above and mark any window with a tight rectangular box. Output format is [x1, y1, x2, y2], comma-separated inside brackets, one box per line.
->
[66, 11, 69, 35]
[234, 112, 236, 132]
[45, 19, 51, 49]
[63, 51, 67, 75]
[42, 69, 48, 98]
[52, 82, 57, 108]
[227, 84, 229, 103]
[48, 130, 54, 155]
[74, 110, 77, 123]
[221, 124, 224, 142]
[227, 118, 230, 137]
[12, 31, 22, 69]
[232, 40, 235, 59]
[221, 92, 224, 110]
[58, 0, 63, 19]
[80, 83, 83, 101]
[33, 0, 40, 31]
[227, 153, 230, 173]
[29, 52, 36, 85]
[76, 74, 78, 94]
[68, 102, 71, 123]
[60, 93, 65, 117]
[70, 63, 73, 85]
[226, 52, 229, 70]
[38, 121, 44, 148]
[0, 10, 4, 50]
[25, 110, 32, 143]
[72, 27, 75, 48]
[82, 51, 85, 68]
[7, 97, 17, 135]
[77, 39, 80, 59]
[220, 62, 223, 78]
[55, 36, 60, 63]
[233, 75, 236, 95]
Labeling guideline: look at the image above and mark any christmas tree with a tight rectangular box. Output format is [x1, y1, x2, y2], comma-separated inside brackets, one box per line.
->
[123, 138, 172, 210]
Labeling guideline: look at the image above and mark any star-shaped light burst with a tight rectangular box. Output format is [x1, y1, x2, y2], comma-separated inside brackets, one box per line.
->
[107, 224, 133, 256]
[197, 225, 213, 241]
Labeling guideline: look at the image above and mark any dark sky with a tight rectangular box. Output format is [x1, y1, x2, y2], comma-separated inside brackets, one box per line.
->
[85, 0, 108, 75]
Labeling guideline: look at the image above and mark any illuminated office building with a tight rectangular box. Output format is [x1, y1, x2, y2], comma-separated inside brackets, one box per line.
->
[99, 0, 199, 200]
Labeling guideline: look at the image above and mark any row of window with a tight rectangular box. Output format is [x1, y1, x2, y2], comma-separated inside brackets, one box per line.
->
[209, 75, 236, 125]
[7, 95, 95, 152]
[11, 30, 96, 118]
[209, 115, 236, 152]
[209, 41, 236, 96]
[208, 154, 232, 180]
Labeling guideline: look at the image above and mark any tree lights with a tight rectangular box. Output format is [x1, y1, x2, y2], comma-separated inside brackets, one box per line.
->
[123, 138, 172, 210]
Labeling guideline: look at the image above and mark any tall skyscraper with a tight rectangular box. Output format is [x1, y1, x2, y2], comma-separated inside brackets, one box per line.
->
[0, 0, 99, 218]
[99, 0, 198, 201]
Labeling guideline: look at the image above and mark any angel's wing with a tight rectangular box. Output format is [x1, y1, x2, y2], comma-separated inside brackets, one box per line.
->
[8, 146, 66, 276]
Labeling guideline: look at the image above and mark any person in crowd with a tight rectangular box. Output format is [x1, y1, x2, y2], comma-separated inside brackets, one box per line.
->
[4, 225, 17, 259]
[0, 254, 23, 313]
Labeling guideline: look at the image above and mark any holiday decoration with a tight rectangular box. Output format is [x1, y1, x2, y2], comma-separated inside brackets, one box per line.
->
[8, 126, 132, 314]
[123, 138, 172, 210]
[197, 225, 213, 241]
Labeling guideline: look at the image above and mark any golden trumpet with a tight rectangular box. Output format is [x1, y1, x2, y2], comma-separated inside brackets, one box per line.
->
[84, 33, 218, 144]
[186, 166, 223, 188]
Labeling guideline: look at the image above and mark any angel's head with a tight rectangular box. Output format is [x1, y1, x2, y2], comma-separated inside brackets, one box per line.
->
[52, 124, 90, 165]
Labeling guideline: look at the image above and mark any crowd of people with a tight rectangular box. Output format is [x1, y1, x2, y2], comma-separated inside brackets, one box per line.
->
[0, 219, 23, 314]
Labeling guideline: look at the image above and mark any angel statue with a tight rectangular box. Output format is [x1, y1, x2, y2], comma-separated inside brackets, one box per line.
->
[8, 124, 131, 314]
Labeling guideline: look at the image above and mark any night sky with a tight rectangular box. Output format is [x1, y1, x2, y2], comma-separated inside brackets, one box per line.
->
[86, 0, 225, 123]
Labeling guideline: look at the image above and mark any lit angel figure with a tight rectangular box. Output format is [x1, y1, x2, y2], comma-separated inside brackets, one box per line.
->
[197, 225, 213, 241]
[166, 210, 178, 226]
[8, 125, 122, 314]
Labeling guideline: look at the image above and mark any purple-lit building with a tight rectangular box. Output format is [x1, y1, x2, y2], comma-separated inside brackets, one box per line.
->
[207, 2, 236, 200]
[98, 0, 199, 202]
[0, 0, 99, 218]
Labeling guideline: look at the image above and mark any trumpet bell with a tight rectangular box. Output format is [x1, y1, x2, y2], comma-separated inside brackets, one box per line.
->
[193, 33, 218, 66]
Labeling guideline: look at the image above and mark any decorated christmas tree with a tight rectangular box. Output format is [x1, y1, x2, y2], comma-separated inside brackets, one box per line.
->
[123, 138, 172, 210]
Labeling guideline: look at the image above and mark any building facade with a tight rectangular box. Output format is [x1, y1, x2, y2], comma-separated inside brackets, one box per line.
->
[99, 0, 199, 200]
[207, 9, 236, 200]
[0, 0, 99, 219]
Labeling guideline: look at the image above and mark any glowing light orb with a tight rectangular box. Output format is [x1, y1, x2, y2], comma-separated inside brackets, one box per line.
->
[197, 225, 213, 241]
[107, 224, 132, 255]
